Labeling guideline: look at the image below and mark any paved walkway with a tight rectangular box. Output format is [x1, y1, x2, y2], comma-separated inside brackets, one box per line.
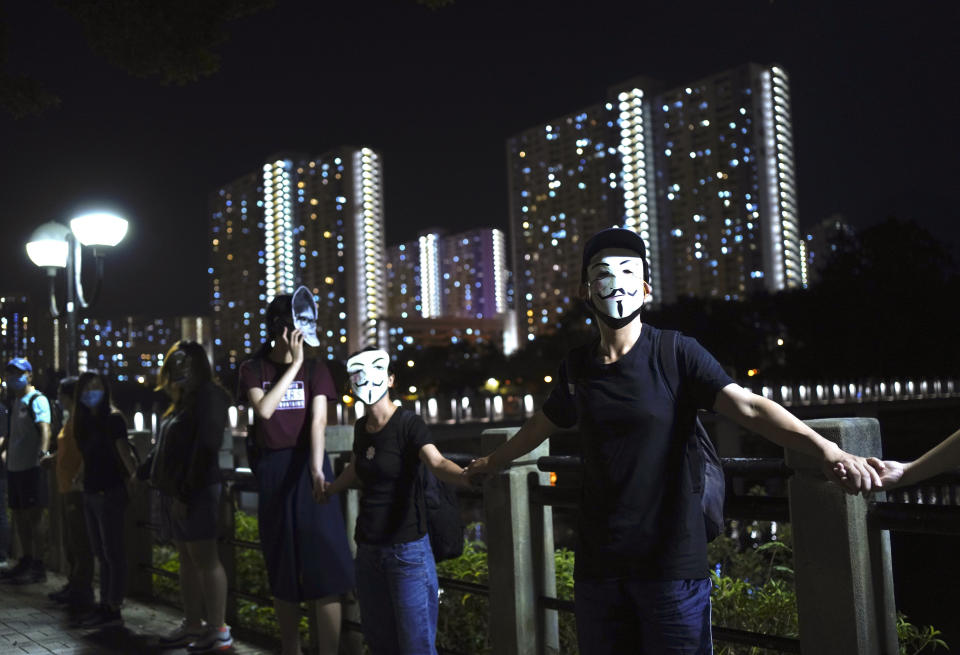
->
[0, 571, 273, 655]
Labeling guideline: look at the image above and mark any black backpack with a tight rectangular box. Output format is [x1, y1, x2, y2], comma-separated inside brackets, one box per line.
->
[657, 330, 726, 542]
[418, 463, 464, 562]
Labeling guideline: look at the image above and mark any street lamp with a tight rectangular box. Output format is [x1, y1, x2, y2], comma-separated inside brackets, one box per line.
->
[25, 212, 128, 375]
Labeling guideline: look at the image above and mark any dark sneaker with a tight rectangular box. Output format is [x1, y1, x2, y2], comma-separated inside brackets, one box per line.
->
[159, 619, 207, 648]
[49, 584, 72, 603]
[188, 625, 233, 652]
[66, 588, 96, 611]
[77, 605, 123, 629]
[0, 558, 30, 581]
[7, 563, 46, 586]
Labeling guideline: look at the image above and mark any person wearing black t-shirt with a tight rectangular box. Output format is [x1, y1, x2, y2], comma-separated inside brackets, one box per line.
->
[465, 228, 884, 654]
[322, 348, 469, 655]
[73, 371, 138, 629]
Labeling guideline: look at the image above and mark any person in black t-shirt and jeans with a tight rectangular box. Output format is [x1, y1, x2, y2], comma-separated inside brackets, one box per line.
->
[465, 228, 885, 655]
[73, 371, 138, 629]
[322, 347, 469, 655]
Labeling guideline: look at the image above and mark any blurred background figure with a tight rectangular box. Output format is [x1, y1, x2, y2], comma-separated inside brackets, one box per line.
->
[73, 371, 137, 629]
[48, 376, 95, 612]
[0, 358, 52, 586]
[147, 341, 233, 652]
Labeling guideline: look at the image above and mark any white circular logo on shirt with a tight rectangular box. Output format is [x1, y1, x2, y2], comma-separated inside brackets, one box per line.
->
[365, 446, 376, 460]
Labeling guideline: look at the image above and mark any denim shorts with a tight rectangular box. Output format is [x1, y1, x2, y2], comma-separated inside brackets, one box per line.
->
[355, 533, 439, 655]
[574, 576, 713, 654]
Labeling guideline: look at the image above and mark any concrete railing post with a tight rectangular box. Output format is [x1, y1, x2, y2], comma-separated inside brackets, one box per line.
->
[220, 482, 238, 629]
[482, 428, 558, 655]
[786, 418, 898, 655]
[324, 424, 363, 655]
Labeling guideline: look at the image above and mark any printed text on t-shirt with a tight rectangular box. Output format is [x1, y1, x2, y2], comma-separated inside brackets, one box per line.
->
[262, 381, 306, 410]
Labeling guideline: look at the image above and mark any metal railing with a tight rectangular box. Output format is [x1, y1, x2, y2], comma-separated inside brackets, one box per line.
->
[119, 424, 960, 655]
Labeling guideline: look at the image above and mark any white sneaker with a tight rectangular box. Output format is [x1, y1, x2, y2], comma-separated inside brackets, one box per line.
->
[188, 625, 233, 653]
[159, 619, 206, 647]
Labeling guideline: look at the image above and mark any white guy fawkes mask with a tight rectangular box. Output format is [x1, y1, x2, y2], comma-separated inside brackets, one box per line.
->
[347, 349, 391, 406]
[292, 286, 320, 347]
[587, 253, 648, 321]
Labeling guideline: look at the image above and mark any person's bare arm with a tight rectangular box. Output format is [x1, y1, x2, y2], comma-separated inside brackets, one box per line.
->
[38, 421, 52, 453]
[463, 410, 558, 479]
[309, 394, 328, 501]
[323, 451, 359, 499]
[246, 328, 305, 420]
[870, 427, 960, 488]
[420, 444, 470, 487]
[713, 383, 883, 493]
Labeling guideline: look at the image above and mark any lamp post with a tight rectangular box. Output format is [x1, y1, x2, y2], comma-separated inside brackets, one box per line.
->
[25, 212, 128, 375]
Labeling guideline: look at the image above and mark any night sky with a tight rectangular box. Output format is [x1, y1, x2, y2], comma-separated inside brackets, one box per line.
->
[2, 1, 957, 318]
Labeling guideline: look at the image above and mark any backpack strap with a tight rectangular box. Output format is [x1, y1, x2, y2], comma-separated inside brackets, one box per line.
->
[24, 390, 41, 425]
[658, 330, 704, 495]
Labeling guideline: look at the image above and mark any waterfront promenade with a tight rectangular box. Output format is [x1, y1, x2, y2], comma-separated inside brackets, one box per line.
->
[0, 571, 270, 655]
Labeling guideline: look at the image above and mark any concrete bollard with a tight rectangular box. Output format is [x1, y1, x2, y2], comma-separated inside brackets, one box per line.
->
[786, 418, 898, 655]
[323, 424, 363, 655]
[482, 427, 559, 655]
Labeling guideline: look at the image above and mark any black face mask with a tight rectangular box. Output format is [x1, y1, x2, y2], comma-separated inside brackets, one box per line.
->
[585, 298, 643, 330]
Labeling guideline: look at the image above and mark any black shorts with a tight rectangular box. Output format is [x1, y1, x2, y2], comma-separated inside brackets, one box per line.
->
[160, 483, 222, 543]
[7, 467, 49, 510]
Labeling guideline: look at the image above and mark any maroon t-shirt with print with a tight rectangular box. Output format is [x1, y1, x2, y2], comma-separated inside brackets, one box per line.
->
[238, 357, 336, 450]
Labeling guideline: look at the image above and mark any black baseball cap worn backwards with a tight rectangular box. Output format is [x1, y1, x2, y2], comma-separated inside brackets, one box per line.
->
[581, 228, 649, 284]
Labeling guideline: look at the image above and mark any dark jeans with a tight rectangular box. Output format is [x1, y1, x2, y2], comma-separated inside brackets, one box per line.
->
[83, 486, 128, 608]
[61, 491, 94, 599]
[355, 534, 439, 655]
[574, 577, 713, 654]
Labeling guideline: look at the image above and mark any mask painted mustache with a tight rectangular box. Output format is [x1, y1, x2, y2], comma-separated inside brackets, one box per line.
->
[597, 288, 639, 300]
[352, 379, 384, 388]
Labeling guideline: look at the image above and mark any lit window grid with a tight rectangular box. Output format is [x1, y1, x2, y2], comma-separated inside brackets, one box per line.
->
[355, 148, 385, 347]
[492, 229, 506, 315]
[418, 232, 441, 318]
[263, 160, 295, 300]
[760, 71, 785, 291]
[507, 103, 620, 340]
[770, 67, 802, 287]
[617, 87, 655, 286]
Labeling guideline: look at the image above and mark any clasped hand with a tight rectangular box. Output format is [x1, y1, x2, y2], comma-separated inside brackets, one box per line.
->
[826, 451, 891, 495]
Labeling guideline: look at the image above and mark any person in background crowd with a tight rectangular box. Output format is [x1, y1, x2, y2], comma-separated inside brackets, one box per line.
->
[73, 371, 137, 629]
[147, 341, 233, 652]
[860, 427, 960, 488]
[322, 347, 470, 655]
[465, 228, 884, 655]
[0, 358, 52, 585]
[238, 294, 354, 655]
[48, 376, 95, 611]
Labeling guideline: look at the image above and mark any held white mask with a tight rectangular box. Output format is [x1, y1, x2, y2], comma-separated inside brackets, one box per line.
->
[291, 286, 320, 347]
[347, 349, 391, 405]
[587, 255, 648, 319]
